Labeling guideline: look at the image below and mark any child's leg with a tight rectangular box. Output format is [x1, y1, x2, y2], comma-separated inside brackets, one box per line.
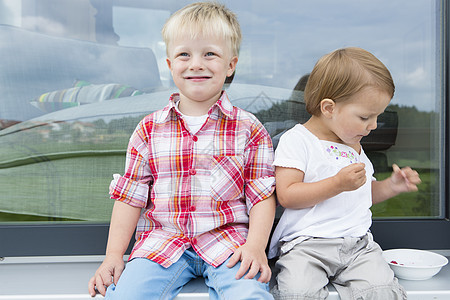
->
[270, 238, 332, 300]
[203, 255, 273, 300]
[105, 254, 196, 299]
[332, 233, 407, 300]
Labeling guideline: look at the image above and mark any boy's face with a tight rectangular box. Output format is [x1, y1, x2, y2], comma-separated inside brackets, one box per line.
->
[166, 34, 238, 115]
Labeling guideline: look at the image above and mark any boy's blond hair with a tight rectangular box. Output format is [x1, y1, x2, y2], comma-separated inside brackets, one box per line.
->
[162, 2, 242, 57]
[304, 47, 395, 116]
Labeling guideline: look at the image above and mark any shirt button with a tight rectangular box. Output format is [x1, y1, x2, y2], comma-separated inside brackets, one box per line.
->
[192, 136, 198, 142]
[189, 205, 196, 211]
[189, 169, 196, 175]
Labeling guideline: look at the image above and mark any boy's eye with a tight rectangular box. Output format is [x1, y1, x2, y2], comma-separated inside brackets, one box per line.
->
[360, 116, 369, 121]
[176, 52, 189, 58]
[205, 52, 216, 57]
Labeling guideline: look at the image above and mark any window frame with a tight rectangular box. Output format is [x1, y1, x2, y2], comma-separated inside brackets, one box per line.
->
[372, 0, 450, 252]
[0, 0, 449, 258]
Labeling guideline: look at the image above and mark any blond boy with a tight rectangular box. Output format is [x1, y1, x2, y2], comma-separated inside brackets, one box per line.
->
[88, 2, 276, 299]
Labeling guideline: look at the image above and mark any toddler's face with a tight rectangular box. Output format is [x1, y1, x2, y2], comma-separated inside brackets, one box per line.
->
[166, 34, 238, 115]
[327, 87, 391, 147]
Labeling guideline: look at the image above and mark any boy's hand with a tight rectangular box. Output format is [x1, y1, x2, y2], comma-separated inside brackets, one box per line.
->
[390, 164, 421, 193]
[335, 163, 366, 192]
[88, 255, 125, 297]
[226, 242, 271, 283]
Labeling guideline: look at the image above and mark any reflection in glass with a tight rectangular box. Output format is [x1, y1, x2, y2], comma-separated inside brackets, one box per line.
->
[0, 0, 442, 222]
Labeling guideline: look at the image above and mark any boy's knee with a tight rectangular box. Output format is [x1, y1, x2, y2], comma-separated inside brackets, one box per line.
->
[211, 278, 273, 300]
[207, 269, 272, 299]
[231, 281, 273, 300]
[105, 283, 140, 300]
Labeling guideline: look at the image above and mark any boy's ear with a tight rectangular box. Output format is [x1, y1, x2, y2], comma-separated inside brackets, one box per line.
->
[166, 58, 173, 71]
[320, 98, 336, 118]
[227, 56, 239, 77]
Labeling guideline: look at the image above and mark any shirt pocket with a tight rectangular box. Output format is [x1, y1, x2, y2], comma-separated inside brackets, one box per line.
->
[210, 155, 245, 202]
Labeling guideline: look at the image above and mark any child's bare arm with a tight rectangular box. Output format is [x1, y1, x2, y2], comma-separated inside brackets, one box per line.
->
[226, 194, 276, 283]
[88, 201, 141, 297]
[372, 164, 421, 204]
[276, 163, 366, 209]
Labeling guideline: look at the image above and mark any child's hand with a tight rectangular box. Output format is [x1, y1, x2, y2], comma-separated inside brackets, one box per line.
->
[335, 163, 366, 192]
[88, 255, 125, 297]
[389, 164, 421, 193]
[226, 242, 271, 283]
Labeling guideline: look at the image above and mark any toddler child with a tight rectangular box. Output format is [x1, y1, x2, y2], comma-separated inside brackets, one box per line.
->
[268, 47, 421, 300]
[88, 2, 276, 299]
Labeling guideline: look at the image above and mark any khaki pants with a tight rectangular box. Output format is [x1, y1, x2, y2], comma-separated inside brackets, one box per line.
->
[271, 233, 406, 300]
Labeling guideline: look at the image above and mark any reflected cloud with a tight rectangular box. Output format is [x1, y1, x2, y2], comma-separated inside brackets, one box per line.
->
[231, 0, 436, 111]
[22, 16, 66, 36]
[404, 67, 427, 87]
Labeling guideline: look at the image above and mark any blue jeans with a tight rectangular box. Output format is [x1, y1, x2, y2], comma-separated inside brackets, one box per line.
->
[105, 249, 273, 300]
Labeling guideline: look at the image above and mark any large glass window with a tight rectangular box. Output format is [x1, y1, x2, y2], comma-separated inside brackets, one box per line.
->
[0, 0, 448, 256]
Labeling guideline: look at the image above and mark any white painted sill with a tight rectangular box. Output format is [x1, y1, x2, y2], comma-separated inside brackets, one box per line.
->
[1, 251, 449, 300]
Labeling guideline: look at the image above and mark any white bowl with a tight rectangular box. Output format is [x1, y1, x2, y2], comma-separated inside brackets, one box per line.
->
[383, 249, 448, 280]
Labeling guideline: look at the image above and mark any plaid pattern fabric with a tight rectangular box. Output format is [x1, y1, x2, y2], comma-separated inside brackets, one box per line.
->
[110, 91, 275, 268]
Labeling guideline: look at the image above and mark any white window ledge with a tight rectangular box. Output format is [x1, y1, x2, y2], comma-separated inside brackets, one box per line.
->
[1, 251, 449, 300]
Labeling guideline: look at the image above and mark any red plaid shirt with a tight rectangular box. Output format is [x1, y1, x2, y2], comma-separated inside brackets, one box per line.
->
[109, 91, 275, 268]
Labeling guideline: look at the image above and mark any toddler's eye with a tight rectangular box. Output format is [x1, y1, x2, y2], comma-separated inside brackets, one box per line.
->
[205, 52, 216, 57]
[360, 116, 369, 121]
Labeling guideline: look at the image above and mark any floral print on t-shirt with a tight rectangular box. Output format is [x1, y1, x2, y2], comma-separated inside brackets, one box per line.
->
[326, 145, 359, 164]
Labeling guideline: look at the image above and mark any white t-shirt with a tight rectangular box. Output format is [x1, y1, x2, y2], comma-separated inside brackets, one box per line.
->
[181, 113, 208, 134]
[175, 101, 208, 134]
[268, 124, 374, 258]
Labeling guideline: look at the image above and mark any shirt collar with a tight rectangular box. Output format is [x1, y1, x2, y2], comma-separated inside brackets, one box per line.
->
[158, 91, 235, 123]
[213, 90, 234, 118]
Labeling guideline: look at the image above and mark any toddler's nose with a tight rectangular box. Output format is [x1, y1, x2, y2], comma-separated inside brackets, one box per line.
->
[368, 119, 378, 131]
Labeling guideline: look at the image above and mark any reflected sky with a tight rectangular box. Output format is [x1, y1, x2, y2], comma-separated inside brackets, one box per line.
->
[0, 0, 442, 221]
[0, 0, 439, 113]
[234, 0, 437, 112]
[114, 0, 438, 112]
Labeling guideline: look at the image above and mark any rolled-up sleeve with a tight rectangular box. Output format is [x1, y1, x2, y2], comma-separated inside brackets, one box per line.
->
[244, 124, 276, 212]
[109, 121, 153, 208]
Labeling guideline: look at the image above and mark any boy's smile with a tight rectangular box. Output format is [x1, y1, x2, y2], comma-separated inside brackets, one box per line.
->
[185, 76, 211, 81]
[166, 35, 238, 116]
